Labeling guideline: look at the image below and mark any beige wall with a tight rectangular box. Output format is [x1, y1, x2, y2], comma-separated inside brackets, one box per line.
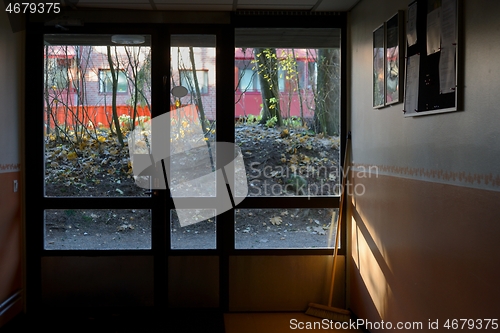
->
[348, 0, 500, 331]
[0, 8, 24, 328]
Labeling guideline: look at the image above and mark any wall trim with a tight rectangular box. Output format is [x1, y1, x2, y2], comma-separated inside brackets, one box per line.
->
[351, 163, 500, 192]
[0, 164, 21, 173]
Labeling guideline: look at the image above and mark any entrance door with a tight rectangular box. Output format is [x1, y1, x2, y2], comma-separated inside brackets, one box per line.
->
[26, 26, 233, 312]
[26, 29, 167, 311]
[26, 20, 346, 313]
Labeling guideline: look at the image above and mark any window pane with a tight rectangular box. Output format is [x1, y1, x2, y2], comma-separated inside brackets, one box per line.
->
[171, 209, 216, 249]
[99, 70, 128, 93]
[235, 59, 260, 92]
[235, 208, 339, 249]
[117, 70, 127, 92]
[43, 35, 152, 197]
[235, 29, 341, 197]
[180, 70, 208, 94]
[239, 68, 255, 91]
[45, 58, 72, 90]
[170, 35, 216, 198]
[45, 209, 151, 250]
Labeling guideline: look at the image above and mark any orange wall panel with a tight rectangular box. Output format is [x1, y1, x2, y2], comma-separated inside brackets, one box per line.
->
[349, 174, 500, 331]
[0, 172, 22, 304]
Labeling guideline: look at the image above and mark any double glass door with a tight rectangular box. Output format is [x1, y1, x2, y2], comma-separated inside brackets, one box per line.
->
[27, 22, 344, 311]
[30, 28, 230, 310]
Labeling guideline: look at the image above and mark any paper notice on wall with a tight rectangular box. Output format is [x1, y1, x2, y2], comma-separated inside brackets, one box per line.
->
[440, 0, 457, 46]
[407, 2, 418, 47]
[426, 8, 441, 55]
[404, 54, 420, 114]
[439, 45, 456, 94]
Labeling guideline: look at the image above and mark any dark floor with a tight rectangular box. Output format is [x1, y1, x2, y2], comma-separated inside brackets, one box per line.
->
[1, 309, 225, 333]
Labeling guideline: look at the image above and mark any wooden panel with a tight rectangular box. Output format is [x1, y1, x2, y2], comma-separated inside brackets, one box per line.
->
[168, 256, 219, 308]
[41, 256, 154, 307]
[229, 255, 345, 312]
[0, 172, 22, 306]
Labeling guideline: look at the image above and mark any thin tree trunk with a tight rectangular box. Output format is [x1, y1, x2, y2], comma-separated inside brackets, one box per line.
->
[44, 45, 52, 134]
[188, 47, 210, 132]
[107, 45, 124, 146]
[125, 46, 140, 131]
[254, 48, 282, 126]
[293, 49, 305, 126]
[188, 47, 214, 171]
[314, 48, 339, 136]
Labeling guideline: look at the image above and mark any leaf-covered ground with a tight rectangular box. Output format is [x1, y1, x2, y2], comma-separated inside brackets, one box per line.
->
[44, 123, 340, 250]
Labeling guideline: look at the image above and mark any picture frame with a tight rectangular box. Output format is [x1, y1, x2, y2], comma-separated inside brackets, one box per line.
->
[373, 24, 385, 108]
[403, 0, 460, 117]
[385, 11, 404, 105]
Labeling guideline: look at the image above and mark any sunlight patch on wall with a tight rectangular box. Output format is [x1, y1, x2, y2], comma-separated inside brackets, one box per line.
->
[352, 213, 392, 320]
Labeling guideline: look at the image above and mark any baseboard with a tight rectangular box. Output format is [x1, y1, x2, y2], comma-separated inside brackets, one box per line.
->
[0, 290, 23, 329]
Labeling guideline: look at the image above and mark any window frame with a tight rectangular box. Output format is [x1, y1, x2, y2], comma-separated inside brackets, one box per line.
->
[230, 14, 348, 255]
[25, 15, 347, 313]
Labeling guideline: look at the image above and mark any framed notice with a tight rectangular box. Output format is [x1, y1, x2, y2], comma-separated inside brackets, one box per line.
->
[373, 24, 385, 108]
[385, 11, 404, 105]
[403, 0, 460, 117]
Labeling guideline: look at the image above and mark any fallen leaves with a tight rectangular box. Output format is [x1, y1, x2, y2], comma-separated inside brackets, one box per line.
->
[236, 122, 341, 197]
[45, 127, 136, 195]
[270, 216, 282, 225]
[67, 151, 78, 160]
[116, 224, 135, 231]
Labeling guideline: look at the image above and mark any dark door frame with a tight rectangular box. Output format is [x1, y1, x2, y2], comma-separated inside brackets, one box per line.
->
[24, 11, 347, 314]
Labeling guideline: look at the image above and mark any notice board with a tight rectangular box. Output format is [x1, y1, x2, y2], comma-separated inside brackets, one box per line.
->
[404, 0, 460, 117]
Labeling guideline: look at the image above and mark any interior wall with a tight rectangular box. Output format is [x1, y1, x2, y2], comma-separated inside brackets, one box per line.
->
[0, 8, 24, 328]
[348, 0, 500, 331]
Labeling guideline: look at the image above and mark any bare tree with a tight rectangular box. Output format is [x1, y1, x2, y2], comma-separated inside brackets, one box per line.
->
[107, 45, 125, 146]
[124, 46, 152, 131]
[313, 48, 340, 136]
[188, 47, 210, 132]
[254, 48, 282, 126]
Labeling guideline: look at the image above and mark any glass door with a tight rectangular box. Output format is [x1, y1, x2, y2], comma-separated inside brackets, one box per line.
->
[26, 30, 166, 311]
[168, 34, 218, 250]
[165, 32, 233, 309]
[27, 26, 232, 311]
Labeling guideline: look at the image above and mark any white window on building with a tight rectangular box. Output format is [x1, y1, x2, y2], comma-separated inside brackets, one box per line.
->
[179, 69, 209, 95]
[99, 69, 127, 93]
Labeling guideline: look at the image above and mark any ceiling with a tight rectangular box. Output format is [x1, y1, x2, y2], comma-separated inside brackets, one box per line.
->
[64, 0, 361, 12]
